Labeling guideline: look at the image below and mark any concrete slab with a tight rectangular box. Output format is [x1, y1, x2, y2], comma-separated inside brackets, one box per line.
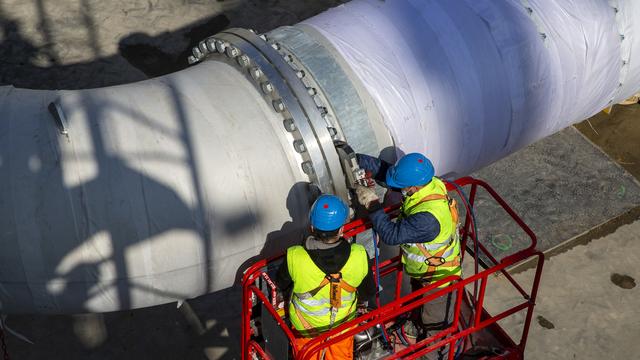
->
[483, 220, 640, 359]
[470, 126, 640, 257]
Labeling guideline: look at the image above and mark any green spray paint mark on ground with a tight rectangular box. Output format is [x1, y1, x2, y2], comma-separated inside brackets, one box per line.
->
[616, 185, 626, 199]
[490, 234, 513, 251]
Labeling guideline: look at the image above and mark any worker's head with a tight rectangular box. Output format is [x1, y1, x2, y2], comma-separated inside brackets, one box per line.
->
[386, 153, 435, 197]
[309, 194, 349, 243]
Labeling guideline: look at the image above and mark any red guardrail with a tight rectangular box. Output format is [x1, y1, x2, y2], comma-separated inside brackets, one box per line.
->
[241, 177, 544, 360]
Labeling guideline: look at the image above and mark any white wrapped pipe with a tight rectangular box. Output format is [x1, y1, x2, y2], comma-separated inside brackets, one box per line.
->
[303, 0, 639, 177]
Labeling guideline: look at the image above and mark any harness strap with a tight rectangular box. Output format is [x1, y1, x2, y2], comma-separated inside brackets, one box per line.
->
[293, 305, 317, 332]
[422, 256, 461, 280]
[292, 273, 357, 334]
[414, 241, 461, 281]
[294, 274, 357, 300]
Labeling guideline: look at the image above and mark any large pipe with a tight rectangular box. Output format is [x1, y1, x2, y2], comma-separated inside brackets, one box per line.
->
[1, 0, 639, 314]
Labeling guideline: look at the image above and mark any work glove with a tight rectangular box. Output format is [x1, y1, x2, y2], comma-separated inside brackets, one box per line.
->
[360, 170, 376, 188]
[355, 184, 380, 210]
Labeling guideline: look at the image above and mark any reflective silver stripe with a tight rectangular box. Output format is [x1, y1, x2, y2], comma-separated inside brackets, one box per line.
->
[402, 244, 456, 264]
[293, 292, 355, 309]
[421, 238, 452, 251]
[295, 291, 315, 300]
[403, 251, 429, 263]
[292, 299, 330, 316]
[297, 297, 328, 306]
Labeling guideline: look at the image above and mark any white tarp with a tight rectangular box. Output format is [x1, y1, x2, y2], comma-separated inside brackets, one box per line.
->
[304, 0, 639, 177]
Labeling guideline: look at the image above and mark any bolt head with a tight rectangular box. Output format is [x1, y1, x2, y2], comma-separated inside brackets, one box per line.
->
[271, 43, 281, 50]
[261, 82, 274, 94]
[293, 140, 306, 153]
[312, 95, 324, 107]
[328, 127, 338, 138]
[301, 162, 314, 175]
[187, 55, 198, 64]
[192, 47, 203, 59]
[198, 41, 208, 54]
[272, 99, 285, 112]
[215, 40, 227, 53]
[206, 38, 217, 52]
[237, 55, 250, 67]
[259, 34, 268, 41]
[226, 46, 240, 58]
[307, 88, 317, 96]
[283, 54, 293, 63]
[272, 99, 286, 112]
[283, 119, 296, 132]
[296, 70, 305, 79]
[250, 67, 263, 81]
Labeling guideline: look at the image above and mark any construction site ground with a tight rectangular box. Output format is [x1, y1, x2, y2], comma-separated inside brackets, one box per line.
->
[2, 1, 640, 359]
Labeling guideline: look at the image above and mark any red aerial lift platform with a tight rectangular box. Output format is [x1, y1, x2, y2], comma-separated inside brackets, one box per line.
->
[241, 177, 544, 359]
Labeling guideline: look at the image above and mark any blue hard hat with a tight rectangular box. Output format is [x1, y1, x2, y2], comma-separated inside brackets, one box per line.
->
[386, 153, 435, 188]
[309, 194, 349, 231]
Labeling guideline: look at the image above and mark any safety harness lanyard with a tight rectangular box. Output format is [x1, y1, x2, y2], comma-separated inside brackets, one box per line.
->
[292, 273, 357, 334]
[372, 230, 391, 347]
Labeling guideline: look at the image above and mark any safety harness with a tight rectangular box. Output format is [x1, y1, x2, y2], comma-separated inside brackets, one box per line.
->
[404, 192, 461, 281]
[292, 272, 357, 334]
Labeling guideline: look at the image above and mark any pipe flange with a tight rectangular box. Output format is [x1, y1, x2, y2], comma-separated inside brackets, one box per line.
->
[268, 41, 346, 144]
[190, 29, 348, 198]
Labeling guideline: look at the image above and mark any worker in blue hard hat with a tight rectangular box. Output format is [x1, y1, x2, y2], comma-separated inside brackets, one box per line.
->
[354, 152, 460, 360]
[275, 194, 374, 359]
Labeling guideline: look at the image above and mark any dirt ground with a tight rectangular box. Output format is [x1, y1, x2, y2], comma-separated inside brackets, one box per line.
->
[0, 0, 346, 89]
[575, 104, 640, 181]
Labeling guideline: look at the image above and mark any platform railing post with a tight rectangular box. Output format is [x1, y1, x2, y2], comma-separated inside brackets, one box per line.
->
[519, 252, 545, 353]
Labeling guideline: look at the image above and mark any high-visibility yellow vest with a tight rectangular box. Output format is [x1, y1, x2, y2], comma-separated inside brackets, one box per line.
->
[287, 243, 368, 336]
[399, 178, 461, 285]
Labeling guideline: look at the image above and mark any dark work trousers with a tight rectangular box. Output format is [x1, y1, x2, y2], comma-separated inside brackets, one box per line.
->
[410, 278, 456, 360]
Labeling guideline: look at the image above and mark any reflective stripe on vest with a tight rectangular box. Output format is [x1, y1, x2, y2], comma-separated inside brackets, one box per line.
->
[399, 178, 461, 284]
[287, 243, 368, 335]
[402, 244, 457, 263]
[293, 292, 355, 308]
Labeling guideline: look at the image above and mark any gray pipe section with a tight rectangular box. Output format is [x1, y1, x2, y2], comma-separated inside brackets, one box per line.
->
[1, 0, 639, 314]
[0, 62, 314, 313]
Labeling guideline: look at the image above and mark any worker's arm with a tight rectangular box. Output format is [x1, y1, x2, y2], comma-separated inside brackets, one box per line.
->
[357, 259, 376, 301]
[356, 153, 393, 185]
[275, 256, 293, 293]
[368, 205, 441, 245]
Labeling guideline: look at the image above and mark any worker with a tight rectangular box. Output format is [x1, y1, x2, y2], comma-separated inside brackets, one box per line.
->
[354, 152, 460, 360]
[276, 194, 374, 360]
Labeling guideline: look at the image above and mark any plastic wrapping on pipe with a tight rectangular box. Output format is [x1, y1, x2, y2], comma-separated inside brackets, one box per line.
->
[303, 0, 639, 177]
